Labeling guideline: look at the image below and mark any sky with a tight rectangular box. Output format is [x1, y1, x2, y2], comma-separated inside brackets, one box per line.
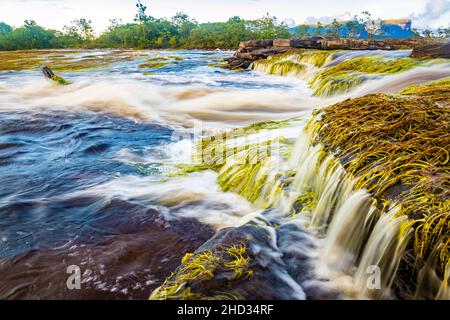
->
[1, 0, 449, 33]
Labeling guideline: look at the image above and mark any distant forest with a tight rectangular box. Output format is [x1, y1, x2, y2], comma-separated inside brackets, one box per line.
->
[0, 1, 449, 51]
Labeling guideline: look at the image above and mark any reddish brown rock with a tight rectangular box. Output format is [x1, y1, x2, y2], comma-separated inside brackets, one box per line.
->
[273, 39, 292, 47]
[224, 37, 444, 70]
[411, 42, 450, 59]
[239, 39, 273, 48]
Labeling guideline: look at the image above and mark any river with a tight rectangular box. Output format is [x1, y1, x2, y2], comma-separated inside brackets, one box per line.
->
[0, 49, 448, 299]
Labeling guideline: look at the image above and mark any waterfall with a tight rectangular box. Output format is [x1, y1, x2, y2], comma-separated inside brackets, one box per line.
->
[202, 120, 449, 300]
[251, 51, 333, 79]
[250, 50, 450, 98]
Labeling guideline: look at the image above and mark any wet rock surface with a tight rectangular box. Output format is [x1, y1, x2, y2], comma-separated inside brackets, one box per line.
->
[224, 37, 445, 70]
[411, 42, 450, 59]
[151, 212, 341, 300]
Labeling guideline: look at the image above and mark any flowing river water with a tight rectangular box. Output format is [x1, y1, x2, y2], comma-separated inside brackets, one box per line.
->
[0, 49, 448, 299]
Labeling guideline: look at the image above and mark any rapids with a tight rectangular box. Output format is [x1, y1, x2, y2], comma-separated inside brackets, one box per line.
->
[0, 49, 448, 299]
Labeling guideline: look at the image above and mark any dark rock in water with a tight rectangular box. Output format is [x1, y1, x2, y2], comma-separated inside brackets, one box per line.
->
[223, 57, 252, 70]
[151, 215, 341, 300]
[42, 65, 55, 79]
[411, 42, 450, 59]
[42, 65, 69, 85]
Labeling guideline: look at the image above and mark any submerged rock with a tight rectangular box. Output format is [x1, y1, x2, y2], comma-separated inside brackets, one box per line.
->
[173, 78, 450, 300]
[309, 82, 450, 299]
[411, 42, 450, 59]
[42, 65, 69, 85]
[150, 218, 341, 300]
[138, 60, 171, 69]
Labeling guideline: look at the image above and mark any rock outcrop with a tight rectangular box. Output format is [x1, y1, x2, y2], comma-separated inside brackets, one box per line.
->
[224, 37, 445, 70]
[410, 42, 450, 59]
[42, 65, 69, 85]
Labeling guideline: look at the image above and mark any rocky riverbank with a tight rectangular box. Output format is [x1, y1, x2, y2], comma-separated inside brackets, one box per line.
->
[224, 37, 448, 70]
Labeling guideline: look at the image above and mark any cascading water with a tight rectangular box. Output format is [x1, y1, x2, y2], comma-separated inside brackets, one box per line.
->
[168, 111, 448, 299]
[0, 49, 448, 299]
[251, 49, 450, 97]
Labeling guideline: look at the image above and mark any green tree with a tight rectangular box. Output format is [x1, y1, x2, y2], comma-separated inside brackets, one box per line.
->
[436, 27, 450, 38]
[171, 12, 197, 40]
[247, 13, 290, 39]
[0, 22, 12, 35]
[345, 18, 360, 38]
[411, 28, 420, 37]
[134, 0, 152, 23]
[295, 24, 310, 37]
[327, 19, 343, 38]
[3, 20, 56, 50]
[422, 28, 433, 38]
[316, 22, 323, 36]
[73, 19, 94, 40]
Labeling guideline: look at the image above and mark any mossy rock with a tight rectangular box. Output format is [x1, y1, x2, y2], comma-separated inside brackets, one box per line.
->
[138, 61, 171, 69]
[309, 55, 421, 96]
[150, 221, 341, 300]
[308, 82, 449, 279]
[0, 50, 137, 72]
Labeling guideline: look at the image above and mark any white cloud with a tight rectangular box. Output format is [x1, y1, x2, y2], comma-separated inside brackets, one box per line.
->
[282, 18, 297, 28]
[0, 0, 445, 32]
[304, 12, 353, 24]
[409, 0, 450, 28]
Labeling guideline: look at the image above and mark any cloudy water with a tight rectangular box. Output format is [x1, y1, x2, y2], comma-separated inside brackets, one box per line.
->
[0, 49, 447, 299]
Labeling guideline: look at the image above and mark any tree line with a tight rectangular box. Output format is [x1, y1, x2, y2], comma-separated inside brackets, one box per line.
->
[0, 1, 448, 51]
[0, 1, 290, 51]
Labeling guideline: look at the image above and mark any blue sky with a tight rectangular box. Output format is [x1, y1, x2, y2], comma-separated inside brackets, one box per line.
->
[1, 0, 449, 32]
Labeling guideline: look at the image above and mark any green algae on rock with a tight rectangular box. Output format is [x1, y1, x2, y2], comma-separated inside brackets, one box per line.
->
[400, 78, 450, 103]
[0, 50, 138, 72]
[309, 55, 420, 96]
[164, 80, 449, 299]
[251, 50, 336, 77]
[138, 61, 171, 69]
[42, 66, 69, 85]
[149, 220, 336, 300]
[169, 55, 184, 61]
[150, 241, 252, 300]
[308, 89, 449, 287]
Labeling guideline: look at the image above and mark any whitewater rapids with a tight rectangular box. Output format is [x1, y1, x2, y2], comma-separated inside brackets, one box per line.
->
[0, 49, 448, 299]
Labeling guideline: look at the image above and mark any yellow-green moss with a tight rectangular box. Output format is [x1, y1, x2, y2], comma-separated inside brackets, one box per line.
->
[253, 59, 305, 77]
[0, 50, 49, 71]
[400, 78, 450, 103]
[0, 50, 137, 72]
[309, 56, 420, 96]
[310, 72, 364, 97]
[169, 55, 184, 61]
[146, 56, 169, 62]
[294, 50, 336, 68]
[165, 119, 295, 207]
[150, 243, 251, 300]
[138, 61, 171, 69]
[217, 150, 271, 204]
[291, 189, 317, 216]
[252, 50, 337, 77]
[50, 74, 69, 85]
[52, 54, 135, 72]
[309, 90, 449, 277]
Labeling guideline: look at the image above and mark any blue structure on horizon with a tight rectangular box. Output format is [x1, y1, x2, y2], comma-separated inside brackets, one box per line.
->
[290, 19, 417, 39]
